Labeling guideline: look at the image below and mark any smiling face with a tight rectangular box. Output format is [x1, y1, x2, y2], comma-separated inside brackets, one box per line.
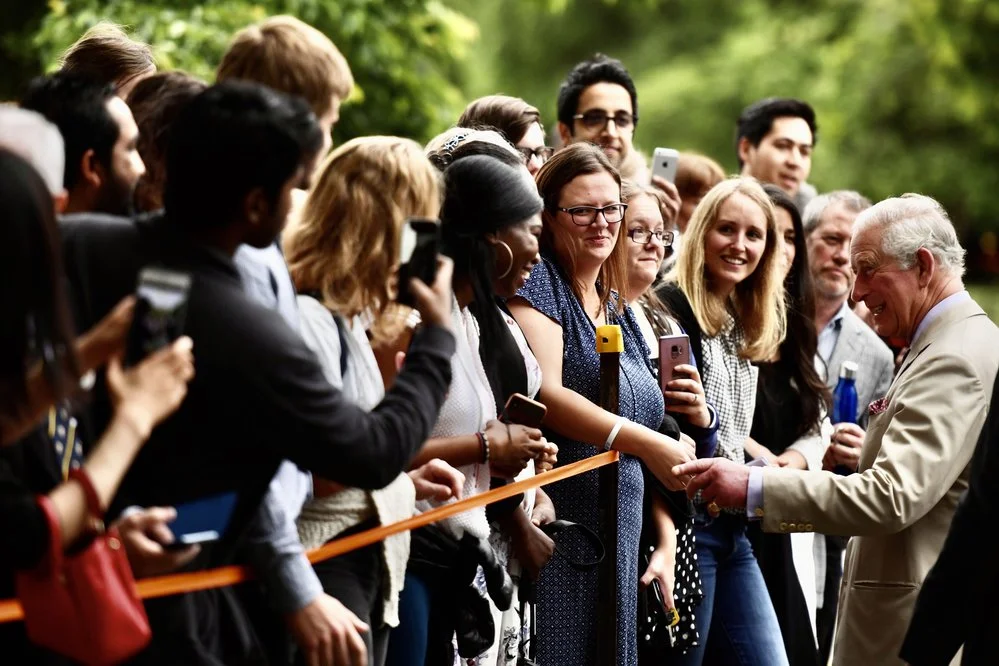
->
[739, 116, 813, 198]
[807, 201, 858, 303]
[493, 213, 542, 297]
[625, 192, 666, 295]
[552, 171, 623, 270]
[517, 121, 548, 176]
[560, 82, 634, 169]
[774, 205, 796, 280]
[850, 225, 922, 339]
[703, 191, 768, 297]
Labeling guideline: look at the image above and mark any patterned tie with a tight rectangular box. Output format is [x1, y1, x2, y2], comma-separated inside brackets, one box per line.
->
[46, 405, 84, 480]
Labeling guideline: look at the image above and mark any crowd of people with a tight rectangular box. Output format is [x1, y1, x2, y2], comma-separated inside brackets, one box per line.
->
[0, 14, 997, 666]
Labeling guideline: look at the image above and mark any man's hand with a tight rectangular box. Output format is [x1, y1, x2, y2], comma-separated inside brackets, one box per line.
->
[408, 458, 464, 501]
[822, 422, 865, 472]
[113, 506, 200, 578]
[671, 458, 750, 508]
[408, 256, 454, 331]
[650, 175, 682, 225]
[286, 593, 369, 666]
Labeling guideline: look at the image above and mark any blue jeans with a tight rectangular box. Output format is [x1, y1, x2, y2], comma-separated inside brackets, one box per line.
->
[672, 514, 789, 666]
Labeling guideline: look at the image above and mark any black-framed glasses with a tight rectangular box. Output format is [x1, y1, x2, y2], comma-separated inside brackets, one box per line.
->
[557, 203, 628, 226]
[518, 145, 555, 163]
[627, 228, 674, 247]
[572, 110, 636, 131]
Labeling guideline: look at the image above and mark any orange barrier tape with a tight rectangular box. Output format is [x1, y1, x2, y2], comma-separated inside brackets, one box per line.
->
[0, 451, 619, 623]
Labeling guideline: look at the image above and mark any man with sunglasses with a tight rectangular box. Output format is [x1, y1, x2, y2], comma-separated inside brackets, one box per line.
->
[556, 54, 681, 232]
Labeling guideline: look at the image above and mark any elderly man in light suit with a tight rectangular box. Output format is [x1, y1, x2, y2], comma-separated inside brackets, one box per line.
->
[674, 193, 999, 665]
[800, 190, 896, 663]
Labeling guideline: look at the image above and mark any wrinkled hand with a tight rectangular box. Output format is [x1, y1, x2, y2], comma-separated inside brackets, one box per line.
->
[487, 420, 553, 479]
[108, 336, 194, 437]
[408, 458, 465, 501]
[408, 256, 454, 331]
[650, 176, 682, 225]
[77, 296, 136, 372]
[822, 422, 865, 472]
[639, 545, 676, 610]
[287, 593, 368, 666]
[664, 364, 711, 428]
[114, 506, 200, 578]
[643, 432, 696, 492]
[672, 458, 750, 508]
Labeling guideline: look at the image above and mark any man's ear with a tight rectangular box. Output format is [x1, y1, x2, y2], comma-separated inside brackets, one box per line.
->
[243, 187, 270, 229]
[557, 121, 573, 147]
[915, 246, 935, 287]
[737, 137, 754, 172]
[79, 148, 103, 190]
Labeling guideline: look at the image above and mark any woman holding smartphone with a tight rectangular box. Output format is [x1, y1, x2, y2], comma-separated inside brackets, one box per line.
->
[508, 143, 696, 666]
[657, 177, 789, 665]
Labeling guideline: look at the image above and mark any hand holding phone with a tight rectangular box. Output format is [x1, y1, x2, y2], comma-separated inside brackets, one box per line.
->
[125, 267, 192, 367]
[162, 492, 238, 549]
[397, 217, 441, 307]
[658, 335, 691, 396]
[501, 393, 547, 429]
[651, 148, 680, 184]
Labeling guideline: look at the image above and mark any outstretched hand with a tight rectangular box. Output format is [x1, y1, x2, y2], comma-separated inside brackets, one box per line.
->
[671, 458, 750, 509]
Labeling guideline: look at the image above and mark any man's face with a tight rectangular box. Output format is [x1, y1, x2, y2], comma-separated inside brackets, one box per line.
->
[850, 225, 922, 340]
[98, 96, 145, 215]
[807, 202, 858, 302]
[559, 82, 634, 169]
[739, 116, 813, 198]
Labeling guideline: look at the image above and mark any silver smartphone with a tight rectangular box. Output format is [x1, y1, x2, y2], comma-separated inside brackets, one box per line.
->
[652, 147, 680, 184]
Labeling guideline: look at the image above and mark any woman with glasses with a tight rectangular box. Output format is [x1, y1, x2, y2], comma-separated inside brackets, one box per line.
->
[656, 177, 789, 666]
[458, 95, 553, 176]
[508, 143, 694, 666]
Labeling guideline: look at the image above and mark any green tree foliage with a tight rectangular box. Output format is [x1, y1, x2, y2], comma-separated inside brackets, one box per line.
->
[452, 0, 999, 246]
[22, 0, 476, 144]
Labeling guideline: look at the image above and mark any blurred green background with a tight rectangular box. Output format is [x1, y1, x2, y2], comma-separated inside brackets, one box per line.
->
[2, 0, 996, 305]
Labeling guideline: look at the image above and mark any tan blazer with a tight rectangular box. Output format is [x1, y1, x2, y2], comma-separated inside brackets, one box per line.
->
[760, 297, 999, 665]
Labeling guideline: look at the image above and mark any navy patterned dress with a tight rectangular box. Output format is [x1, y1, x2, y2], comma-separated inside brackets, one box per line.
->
[516, 255, 665, 666]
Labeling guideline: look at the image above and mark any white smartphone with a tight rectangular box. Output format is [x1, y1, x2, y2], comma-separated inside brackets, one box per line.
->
[651, 147, 680, 184]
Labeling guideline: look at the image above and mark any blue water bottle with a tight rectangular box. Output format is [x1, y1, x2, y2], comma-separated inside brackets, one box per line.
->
[831, 361, 859, 475]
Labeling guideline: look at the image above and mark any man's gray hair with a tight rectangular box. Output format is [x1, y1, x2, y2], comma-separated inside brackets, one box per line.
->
[0, 105, 65, 196]
[854, 193, 966, 277]
[802, 190, 871, 235]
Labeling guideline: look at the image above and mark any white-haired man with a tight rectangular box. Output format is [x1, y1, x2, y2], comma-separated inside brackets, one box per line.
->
[673, 194, 999, 665]
[0, 105, 67, 209]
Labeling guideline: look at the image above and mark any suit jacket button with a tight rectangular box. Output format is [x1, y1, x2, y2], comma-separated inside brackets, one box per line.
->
[805, 523, 814, 532]
[788, 523, 797, 531]
[779, 522, 788, 532]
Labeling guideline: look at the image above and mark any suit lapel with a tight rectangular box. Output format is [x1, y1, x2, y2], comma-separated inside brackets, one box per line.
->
[890, 298, 987, 390]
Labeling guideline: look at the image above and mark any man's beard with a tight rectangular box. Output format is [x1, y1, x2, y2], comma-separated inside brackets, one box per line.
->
[95, 175, 137, 216]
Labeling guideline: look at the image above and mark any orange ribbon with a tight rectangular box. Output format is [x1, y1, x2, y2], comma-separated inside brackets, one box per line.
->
[0, 451, 619, 623]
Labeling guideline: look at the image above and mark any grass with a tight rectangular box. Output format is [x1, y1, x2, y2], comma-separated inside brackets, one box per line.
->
[968, 282, 999, 323]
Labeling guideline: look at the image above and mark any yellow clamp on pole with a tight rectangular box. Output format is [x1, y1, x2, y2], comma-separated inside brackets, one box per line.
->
[595, 324, 623, 354]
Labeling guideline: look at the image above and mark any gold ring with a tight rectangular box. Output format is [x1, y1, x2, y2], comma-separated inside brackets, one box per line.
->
[707, 501, 721, 516]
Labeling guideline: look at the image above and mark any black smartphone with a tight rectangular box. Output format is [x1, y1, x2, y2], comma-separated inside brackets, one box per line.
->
[164, 492, 238, 549]
[397, 217, 441, 307]
[501, 393, 547, 428]
[124, 267, 192, 367]
[658, 334, 691, 398]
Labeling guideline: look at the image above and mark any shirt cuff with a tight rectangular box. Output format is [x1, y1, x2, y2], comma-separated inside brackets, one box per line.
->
[746, 466, 765, 521]
[264, 551, 324, 614]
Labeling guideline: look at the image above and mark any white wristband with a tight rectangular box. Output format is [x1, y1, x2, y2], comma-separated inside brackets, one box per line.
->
[604, 417, 626, 451]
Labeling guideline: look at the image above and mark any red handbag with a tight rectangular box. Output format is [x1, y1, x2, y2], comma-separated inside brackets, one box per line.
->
[15, 473, 152, 665]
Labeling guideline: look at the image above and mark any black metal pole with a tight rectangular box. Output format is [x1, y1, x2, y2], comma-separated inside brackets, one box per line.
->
[596, 325, 621, 666]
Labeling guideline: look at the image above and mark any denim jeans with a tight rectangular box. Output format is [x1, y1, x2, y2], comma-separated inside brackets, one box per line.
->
[672, 514, 789, 666]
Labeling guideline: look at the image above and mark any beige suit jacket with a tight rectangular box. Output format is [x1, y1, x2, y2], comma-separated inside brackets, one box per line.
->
[760, 297, 999, 665]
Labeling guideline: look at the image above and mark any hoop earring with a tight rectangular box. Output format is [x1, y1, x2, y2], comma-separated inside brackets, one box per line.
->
[494, 240, 515, 279]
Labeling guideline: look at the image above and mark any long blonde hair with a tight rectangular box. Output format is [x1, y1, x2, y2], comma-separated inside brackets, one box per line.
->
[286, 136, 441, 343]
[668, 177, 786, 361]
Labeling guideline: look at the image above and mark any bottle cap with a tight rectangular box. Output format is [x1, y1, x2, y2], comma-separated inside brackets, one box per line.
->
[596, 325, 623, 353]
[840, 361, 858, 380]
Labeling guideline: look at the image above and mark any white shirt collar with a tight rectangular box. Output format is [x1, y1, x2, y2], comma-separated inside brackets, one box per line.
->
[911, 290, 971, 344]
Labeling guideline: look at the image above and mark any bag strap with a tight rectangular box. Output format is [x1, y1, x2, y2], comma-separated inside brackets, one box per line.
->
[540, 519, 606, 570]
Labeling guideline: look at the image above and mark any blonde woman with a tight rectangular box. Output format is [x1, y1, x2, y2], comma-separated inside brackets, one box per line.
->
[286, 136, 465, 666]
[656, 177, 789, 666]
